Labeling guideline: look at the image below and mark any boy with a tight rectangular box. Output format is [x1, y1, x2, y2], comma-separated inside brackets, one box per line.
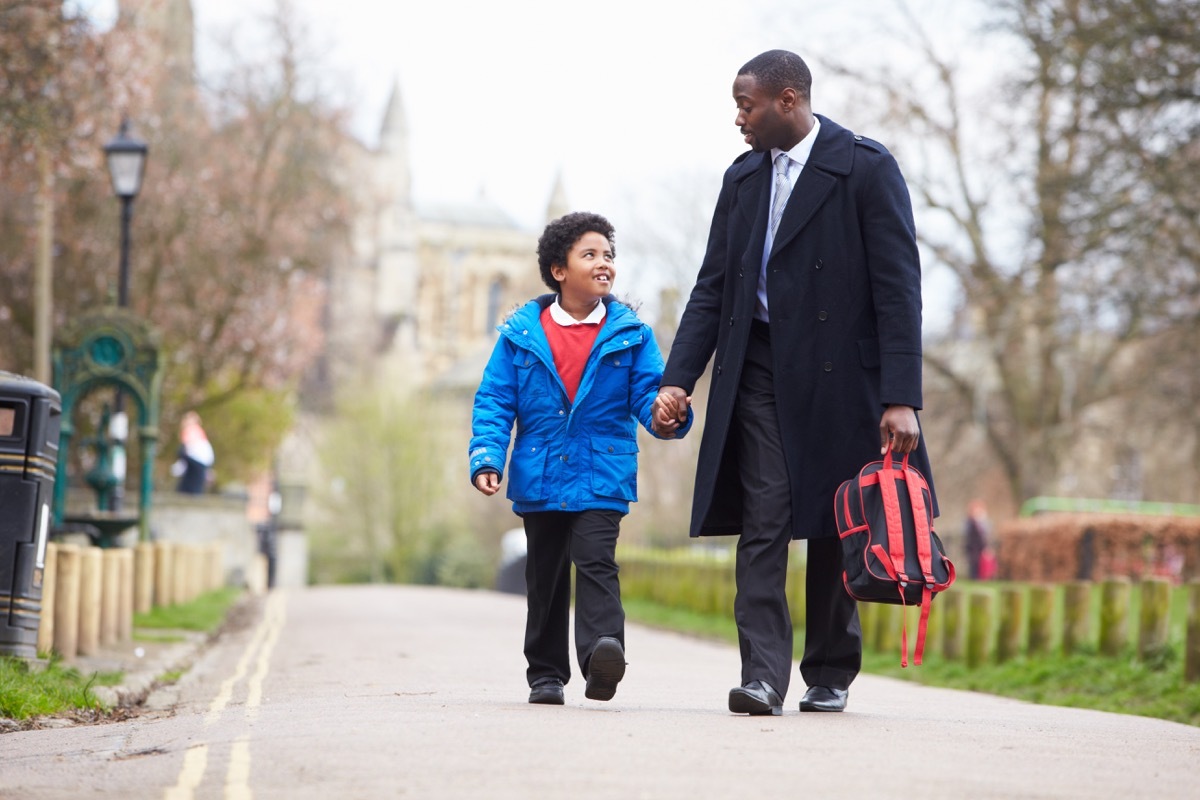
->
[469, 211, 691, 705]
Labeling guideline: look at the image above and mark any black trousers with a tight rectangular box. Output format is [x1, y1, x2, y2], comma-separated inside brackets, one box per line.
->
[733, 321, 861, 698]
[522, 509, 624, 687]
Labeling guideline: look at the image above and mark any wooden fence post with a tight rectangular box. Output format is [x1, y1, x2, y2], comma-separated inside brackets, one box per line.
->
[1027, 584, 1055, 657]
[117, 548, 134, 642]
[967, 592, 993, 668]
[134, 542, 155, 614]
[77, 547, 102, 656]
[100, 549, 120, 647]
[1099, 578, 1131, 657]
[52, 544, 81, 659]
[941, 590, 964, 661]
[997, 587, 1023, 663]
[1062, 581, 1092, 655]
[874, 603, 902, 657]
[857, 601, 876, 651]
[36, 542, 58, 656]
[1137, 577, 1171, 661]
[1185, 581, 1200, 683]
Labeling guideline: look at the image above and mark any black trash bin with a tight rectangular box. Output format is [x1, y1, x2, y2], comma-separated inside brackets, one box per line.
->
[0, 372, 62, 659]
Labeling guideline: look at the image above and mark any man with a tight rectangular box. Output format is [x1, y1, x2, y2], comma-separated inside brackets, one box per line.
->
[653, 49, 936, 715]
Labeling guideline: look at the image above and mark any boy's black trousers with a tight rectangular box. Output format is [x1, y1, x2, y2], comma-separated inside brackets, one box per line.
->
[522, 509, 624, 686]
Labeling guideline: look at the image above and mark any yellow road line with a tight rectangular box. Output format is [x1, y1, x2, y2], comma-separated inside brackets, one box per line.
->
[163, 743, 208, 800]
[205, 592, 285, 725]
[246, 592, 286, 719]
[225, 736, 254, 800]
[165, 591, 287, 799]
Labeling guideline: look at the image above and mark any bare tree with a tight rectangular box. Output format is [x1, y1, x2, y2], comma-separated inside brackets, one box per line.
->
[821, 0, 1200, 504]
[0, 2, 353, 483]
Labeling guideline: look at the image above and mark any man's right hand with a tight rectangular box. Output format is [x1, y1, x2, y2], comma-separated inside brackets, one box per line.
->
[474, 472, 501, 496]
[653, 386, 690, 438]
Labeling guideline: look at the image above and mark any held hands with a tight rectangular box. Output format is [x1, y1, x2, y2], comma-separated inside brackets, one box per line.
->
[474, 471, 502, 496]
[880, 404, 920, 454]
[653, 386, 691, 439]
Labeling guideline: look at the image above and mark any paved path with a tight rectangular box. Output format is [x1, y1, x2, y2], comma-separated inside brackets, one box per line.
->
[2, 585, 1199, 798]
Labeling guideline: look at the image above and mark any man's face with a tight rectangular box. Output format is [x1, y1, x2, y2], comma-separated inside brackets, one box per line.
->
[733, 74, 787, 153]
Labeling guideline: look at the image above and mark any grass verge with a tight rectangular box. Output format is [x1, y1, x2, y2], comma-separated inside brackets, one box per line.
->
[1, 587, 243, 723]
[624, 597, 1200, 727]
[133, 587, 242, 633]
[0, 656, 121, 721]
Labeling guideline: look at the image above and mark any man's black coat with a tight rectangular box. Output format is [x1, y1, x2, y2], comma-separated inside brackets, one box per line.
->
[661, 115, 938, 541]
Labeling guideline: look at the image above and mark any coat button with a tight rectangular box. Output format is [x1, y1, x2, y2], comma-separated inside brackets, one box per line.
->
[614, 359, 621, 366]
[607, 446, 614, 453]
[823, 362, 833, 372]
[560, 502, 567, 509]
[717, 365, 723, 375]
[729, 317, 734, 326]
[814, 259, 823, 269]
[558, 409, 565, 415]
[854, 135, 863, 141]
[522, 329, 528, 335]
[817, 311, 828, 321]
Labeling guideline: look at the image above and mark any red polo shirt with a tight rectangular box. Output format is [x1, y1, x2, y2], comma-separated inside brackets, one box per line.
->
[540, 300, 605, 403]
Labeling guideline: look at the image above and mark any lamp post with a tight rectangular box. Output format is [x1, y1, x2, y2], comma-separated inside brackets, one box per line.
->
[103, 118, 148, 308]
[102, 119, 148, 513]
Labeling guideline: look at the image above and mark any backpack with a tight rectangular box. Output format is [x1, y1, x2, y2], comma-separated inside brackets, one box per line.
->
[835, 446, 955, 666]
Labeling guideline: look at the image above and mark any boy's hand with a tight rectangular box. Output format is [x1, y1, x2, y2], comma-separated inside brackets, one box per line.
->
[653, 386, 691, 438]
[474, 472, 501, 496]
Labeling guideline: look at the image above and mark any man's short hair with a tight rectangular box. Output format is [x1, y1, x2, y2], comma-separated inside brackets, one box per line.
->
[536, 211, 616, 292]
[738, 50, 812, 101]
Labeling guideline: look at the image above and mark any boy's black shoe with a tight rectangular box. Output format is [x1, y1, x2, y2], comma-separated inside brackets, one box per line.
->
[584, 637, 626, 701]
[528, 677, 564, 705]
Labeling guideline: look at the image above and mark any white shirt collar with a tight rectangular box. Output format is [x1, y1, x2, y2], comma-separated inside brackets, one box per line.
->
[549, 296, 606, 326]
[772, 115, 820, 171]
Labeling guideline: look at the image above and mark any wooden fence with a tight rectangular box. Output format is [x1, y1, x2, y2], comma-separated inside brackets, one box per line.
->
[33, 541, 269, 662]
[619, 549, 1200, 683]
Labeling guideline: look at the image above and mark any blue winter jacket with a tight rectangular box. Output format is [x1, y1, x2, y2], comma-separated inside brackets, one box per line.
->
[469, 295, 692, 516]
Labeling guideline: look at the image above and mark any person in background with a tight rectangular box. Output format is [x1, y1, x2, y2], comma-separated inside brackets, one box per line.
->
[172, 411, 214, 494]
[964, 498, 992, 580]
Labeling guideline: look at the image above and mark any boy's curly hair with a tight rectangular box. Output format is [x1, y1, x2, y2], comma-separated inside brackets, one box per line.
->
[536, 211, 616, 292]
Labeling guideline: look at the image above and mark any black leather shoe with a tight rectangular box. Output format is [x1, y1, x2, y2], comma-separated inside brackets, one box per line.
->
[728, 680, 783, 716]
[799, 685, 848, 712]
[528, 677, 564, 705]
[584, 637, 626, 701]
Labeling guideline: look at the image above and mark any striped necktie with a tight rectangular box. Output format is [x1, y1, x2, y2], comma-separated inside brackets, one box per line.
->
[769, 153, 791, 236]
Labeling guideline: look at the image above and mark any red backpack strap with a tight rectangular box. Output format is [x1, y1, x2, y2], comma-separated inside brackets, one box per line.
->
[901, 457, 935, 586]
[877, 447, 907, 579]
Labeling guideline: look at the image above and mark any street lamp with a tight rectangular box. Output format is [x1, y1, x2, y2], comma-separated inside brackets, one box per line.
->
[102, 119, 148, 513]
[103, 118, 148, 308]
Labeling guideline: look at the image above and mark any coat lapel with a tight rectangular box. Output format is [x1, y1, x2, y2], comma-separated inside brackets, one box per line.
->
[734, 152, 771, 273]
[770, 115, 853, 257]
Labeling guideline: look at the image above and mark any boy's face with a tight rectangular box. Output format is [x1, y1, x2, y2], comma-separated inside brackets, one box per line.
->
[551, 231, 615, 305]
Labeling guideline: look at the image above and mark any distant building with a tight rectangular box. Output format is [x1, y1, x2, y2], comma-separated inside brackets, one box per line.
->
[319, 80, 565, 402]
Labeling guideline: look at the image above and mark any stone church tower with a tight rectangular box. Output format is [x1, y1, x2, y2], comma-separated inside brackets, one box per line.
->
[328, 80, 559, 401]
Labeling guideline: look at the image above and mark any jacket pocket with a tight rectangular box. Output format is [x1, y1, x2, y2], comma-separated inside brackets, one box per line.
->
[508, 438, 547, 502]
[513, 350, 549, 397]
[588, 351, 632, 401]
[590, 435, 638, 501]
[857, 338, 881, 369]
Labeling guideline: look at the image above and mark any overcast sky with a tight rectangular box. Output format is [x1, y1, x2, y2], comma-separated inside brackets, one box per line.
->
[78, 0, 980, 329]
